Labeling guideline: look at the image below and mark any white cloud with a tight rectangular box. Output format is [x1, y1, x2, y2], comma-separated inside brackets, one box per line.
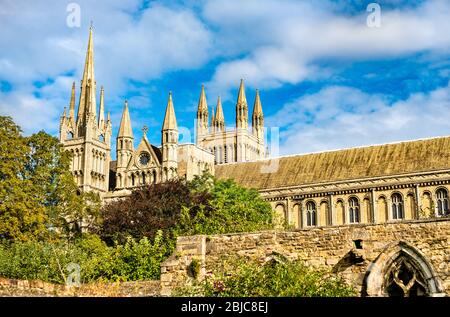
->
[267, 82, 450, 155]
[205, 0, 450, 93]
[0, 91, 59, 136]
[0, 0, 214, 135]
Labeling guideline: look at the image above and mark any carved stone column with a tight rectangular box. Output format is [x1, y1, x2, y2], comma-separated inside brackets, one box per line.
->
[329, 193, 335, 226]
[387, 197, 393, 221]
[343, 199, 348, 224]
[300, 199, 307, 229]
[286, 197, 291, 225]
[371, 188, 377, 223]
[415, 184, 421, 219]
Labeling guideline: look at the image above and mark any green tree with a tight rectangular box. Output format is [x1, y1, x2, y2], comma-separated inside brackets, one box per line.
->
[0, 117, 48, 241]
[0, 116, 100, 241]
[100, 179, 203, 244]
[178, 172, 274, 235]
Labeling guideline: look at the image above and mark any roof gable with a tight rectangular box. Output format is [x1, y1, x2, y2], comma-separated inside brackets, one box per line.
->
[126, 136, 161, 170]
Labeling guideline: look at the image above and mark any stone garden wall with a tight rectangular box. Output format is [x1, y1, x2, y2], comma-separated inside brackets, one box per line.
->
[0, 277, 160, 297]
[161, 218, 450, 296]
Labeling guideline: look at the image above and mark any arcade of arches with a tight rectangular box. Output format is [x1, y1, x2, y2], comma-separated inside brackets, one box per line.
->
[271, 186, 449, 229]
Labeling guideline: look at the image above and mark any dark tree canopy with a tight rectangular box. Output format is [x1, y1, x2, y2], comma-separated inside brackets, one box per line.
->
[100, 179, 211, 244]
[100, 173, 274, 244]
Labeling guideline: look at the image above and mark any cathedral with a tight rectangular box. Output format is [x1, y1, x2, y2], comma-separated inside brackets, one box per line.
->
[60, 27, 450, 226]
[59, 28, 266, 201]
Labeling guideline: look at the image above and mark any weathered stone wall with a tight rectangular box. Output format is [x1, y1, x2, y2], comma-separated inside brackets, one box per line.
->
[160, 218, 450, 296]
[0, 278, 161, 297]
[161, 235, 206, 296]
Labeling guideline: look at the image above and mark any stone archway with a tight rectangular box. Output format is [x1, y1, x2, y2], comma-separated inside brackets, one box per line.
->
[363, 241, 445, 297]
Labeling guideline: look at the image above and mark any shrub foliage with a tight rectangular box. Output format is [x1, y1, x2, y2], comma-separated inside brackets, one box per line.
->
[0, 233, 171, 283]
[176, 256, 357, 297]
[101, 172, 274, 244]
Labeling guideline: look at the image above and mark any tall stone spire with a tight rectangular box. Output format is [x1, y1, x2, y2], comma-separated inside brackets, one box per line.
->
[252, 89, 264, 139]
[161, 92, 178, 181]
[210, 106, 215, 133]
[98, 86, 105, 128]
[116, 100, 133, 173]
[162, 91, 178, 130]
[69, 81, 76, 126]
[60, 25, 111, 195]
[196, 85, 209, 142]
[118, 100, 133, 138]
[214, 96, 225, 133]
[76, 26, 97, 129]
[236, 79, 248, 129]
[198, 85, 208, 112]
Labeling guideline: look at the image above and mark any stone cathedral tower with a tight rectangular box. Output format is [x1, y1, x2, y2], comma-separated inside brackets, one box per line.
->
[59, 26, 112, 195]
[195, 79, 266, 164]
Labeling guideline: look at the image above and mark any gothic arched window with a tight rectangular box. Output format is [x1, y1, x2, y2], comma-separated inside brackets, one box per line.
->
[392, 193, 404, 220]
[385, 256, 428, 297]
[306, 201, 317, 227]
[131, 173, 135, 186]
[348, 197, 360, 223]
[436, 188, 448, 216]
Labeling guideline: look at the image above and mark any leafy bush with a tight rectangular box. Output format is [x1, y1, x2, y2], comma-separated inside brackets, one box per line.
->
[176, 256, 357, 297]
[0, 239, 82, 283]
[0, 232, 172, 284]
[178, 177, 273, 235]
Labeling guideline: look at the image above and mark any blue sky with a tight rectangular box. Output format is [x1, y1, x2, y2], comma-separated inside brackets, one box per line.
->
[1, 0, 450, 158]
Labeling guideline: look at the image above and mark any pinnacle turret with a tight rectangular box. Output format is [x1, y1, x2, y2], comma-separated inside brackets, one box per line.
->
[76, 26, 97, 129]
[69, 82, 76, 126]
[98, 86, 105, 128]
[118, 100, 133, 138]
[196, 85, 209, 142]
[252, 89, 264, 139]
[236, 79, 248, 129]
[197, 85, 208, 113]
[214, 96, 224, 132]
[162, 92, 178, 131]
